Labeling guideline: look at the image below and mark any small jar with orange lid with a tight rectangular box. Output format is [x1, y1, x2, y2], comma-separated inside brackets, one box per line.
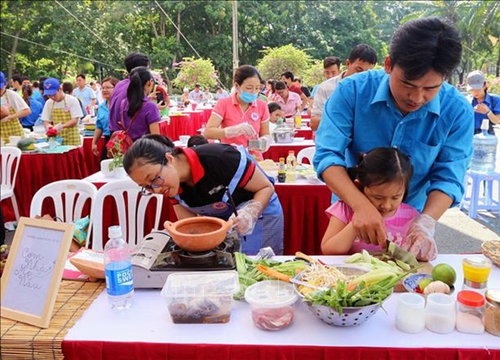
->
[456, 290, 485, 334]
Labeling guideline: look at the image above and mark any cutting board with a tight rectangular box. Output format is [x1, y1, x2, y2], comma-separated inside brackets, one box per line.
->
[394, 261, 433, 292]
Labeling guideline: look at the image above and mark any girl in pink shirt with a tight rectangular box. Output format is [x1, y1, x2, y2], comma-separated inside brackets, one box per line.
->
[205, 65, 271, 161]
[321, 147, 422, 255]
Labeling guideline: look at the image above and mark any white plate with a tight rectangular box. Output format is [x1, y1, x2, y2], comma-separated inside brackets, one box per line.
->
[293, 137, 305, 142]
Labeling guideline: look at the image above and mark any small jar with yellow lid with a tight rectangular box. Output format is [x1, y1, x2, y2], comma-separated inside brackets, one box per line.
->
[485, 289, 500, 337]
[462, 257, 492, 294]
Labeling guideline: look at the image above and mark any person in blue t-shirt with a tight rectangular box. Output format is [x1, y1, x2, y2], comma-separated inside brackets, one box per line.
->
[466, 70, 500, 135]
[20, 84, 43, 130]
[92, 77, 119, 161]
[314, 17, 473, 261]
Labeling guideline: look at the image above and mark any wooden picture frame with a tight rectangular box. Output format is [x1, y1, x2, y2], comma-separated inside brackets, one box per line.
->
[0, 217, 74, 328]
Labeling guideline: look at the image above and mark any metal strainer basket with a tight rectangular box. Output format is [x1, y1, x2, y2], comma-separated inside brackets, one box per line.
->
[306, 301, 382, 327]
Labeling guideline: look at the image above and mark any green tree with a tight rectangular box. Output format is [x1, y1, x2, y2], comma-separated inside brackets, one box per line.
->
[172, 57, 217, 89]
[256, 44, 312, 81]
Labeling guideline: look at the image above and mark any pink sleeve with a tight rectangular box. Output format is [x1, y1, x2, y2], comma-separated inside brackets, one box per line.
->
[325, 201, 353, 224]
[260, 100, 270, 123]
[212, 98, 227, 120]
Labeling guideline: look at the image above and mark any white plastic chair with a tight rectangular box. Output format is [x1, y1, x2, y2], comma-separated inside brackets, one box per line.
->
[89, 178, 164, 251]
[1, 147, 22, 220]
[297, 146, 316, 164]
[30, 180, 98, 243]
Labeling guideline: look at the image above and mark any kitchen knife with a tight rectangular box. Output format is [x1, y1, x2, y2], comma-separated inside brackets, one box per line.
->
[386, 241, 419, 268]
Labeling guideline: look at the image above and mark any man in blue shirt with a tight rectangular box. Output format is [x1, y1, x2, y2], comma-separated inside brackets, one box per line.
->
[314, 17, 473, 261]
[73, 73, 96, 115]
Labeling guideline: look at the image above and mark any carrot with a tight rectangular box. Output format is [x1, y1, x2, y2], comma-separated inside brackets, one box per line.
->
[256, 264, 291, 282]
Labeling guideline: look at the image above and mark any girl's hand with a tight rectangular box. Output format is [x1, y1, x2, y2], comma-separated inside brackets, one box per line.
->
[157, 101, 167, 111]
[405, 214, 437, 261]
[91, 143, 99, 156]
[351, 204, 386, 247]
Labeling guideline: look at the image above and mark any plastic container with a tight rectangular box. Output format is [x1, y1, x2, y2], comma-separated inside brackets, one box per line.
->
[425, 293, 456, 334]
[462, 257, 492, 295]
[161, 271, 239, 324]
[245, 280, 298, 331]
[396, 293, 426, 333]
[456, 290, 485, 334]
[104, 226, 134, 310]
[485, 289, 500, 337]
[470, 119, 498, 174]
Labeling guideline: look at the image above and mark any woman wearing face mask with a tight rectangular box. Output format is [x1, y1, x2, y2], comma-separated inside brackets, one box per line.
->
[123, 134, 284, 255]
[204, 65, 272, 161]
[114, 66, 160, 141]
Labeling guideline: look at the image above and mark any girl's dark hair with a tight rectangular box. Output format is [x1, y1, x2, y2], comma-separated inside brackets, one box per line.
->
[62, 81, 73, 94]
[233, 65, 262, 85]
[21, 84, 32, 106]
[268, 102, 281, 114]
[267, 79, 275, 92]
[187, 135, 208, 147]
[123, 134, 177, 172]
[347, 147, 413, 199]
[127, 66, 153, 118]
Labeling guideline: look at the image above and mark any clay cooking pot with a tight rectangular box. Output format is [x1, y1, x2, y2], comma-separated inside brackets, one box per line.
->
[164, 217, 233, 252]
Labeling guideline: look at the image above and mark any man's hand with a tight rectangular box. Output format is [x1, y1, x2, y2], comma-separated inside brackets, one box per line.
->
[405, 214, 438, 261]
[351, 204, 386, 247]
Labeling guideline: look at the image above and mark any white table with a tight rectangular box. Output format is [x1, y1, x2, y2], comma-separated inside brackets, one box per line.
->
[63, 255, 500, 359]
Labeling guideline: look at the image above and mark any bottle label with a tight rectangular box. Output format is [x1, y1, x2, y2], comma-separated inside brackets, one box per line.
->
[105, 260, 134, 296]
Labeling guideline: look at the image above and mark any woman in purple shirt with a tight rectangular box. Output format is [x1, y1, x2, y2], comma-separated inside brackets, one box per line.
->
[118, 66, 160, 140]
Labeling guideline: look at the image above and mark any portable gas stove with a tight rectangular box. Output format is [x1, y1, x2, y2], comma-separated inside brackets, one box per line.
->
[133, 230, 241, 288]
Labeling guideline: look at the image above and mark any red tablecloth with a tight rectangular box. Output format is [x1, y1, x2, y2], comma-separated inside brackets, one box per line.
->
[62, 342, 499, 360]
[1, 148, 90, 221]
[82, 137, 104, 175]
[159, 115, 191, 141]
[263, 143, 315, 162]
[275, 183, 331, 255]
[295, 128, 313, 140]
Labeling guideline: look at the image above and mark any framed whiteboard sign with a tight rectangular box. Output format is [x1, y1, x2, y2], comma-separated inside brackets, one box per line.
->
[1, 217, 74, 328]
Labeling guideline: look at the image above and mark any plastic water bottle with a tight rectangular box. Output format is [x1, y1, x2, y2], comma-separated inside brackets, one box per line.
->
[104, 226, 134, 309]
[470, 119, 498, 174]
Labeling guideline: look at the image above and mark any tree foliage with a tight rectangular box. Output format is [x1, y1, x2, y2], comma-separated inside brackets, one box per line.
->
[0, 0, 498, 90]
[172, 57, 217, 89]
[257, 45, 312, 81]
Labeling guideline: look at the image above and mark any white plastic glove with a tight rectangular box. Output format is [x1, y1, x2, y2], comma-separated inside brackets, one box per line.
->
[231, 200, 263, 236]
[258, 135, 273, 152]
[404, 214, 438, 261]
[55, 123, 63, 133]
[224, 123, 257, 138]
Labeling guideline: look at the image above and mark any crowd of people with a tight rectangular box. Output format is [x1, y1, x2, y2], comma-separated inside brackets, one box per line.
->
[1, 16, 499, 258]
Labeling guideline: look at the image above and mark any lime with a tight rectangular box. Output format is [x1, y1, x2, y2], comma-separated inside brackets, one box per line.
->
[418, 278, 432, 291]
[431, 264, 456, 286]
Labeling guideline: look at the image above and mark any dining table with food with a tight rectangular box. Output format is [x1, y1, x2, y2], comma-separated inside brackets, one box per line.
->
[61, 248, 500, 360]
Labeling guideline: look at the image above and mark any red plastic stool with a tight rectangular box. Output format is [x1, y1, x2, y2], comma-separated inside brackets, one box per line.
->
[460, 170, 500, 219]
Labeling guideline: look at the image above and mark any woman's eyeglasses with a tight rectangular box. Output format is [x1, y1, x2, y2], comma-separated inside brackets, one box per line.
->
[101, 86, 115, 90]
[140, 162, 165, 196]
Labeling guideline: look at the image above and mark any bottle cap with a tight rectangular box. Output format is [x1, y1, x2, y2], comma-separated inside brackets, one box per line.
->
[288, 150, 294, 155]
[457, 290, 485, 307]
[486, 289, 500, 306]
[481, 119, 490, 130]
[108, 225, 122, 238]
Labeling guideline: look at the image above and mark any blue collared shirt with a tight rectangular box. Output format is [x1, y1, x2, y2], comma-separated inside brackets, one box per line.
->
[96, 101, 110, 136]
[470, 91, 500, 134]
[314, 69, 474, 211]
